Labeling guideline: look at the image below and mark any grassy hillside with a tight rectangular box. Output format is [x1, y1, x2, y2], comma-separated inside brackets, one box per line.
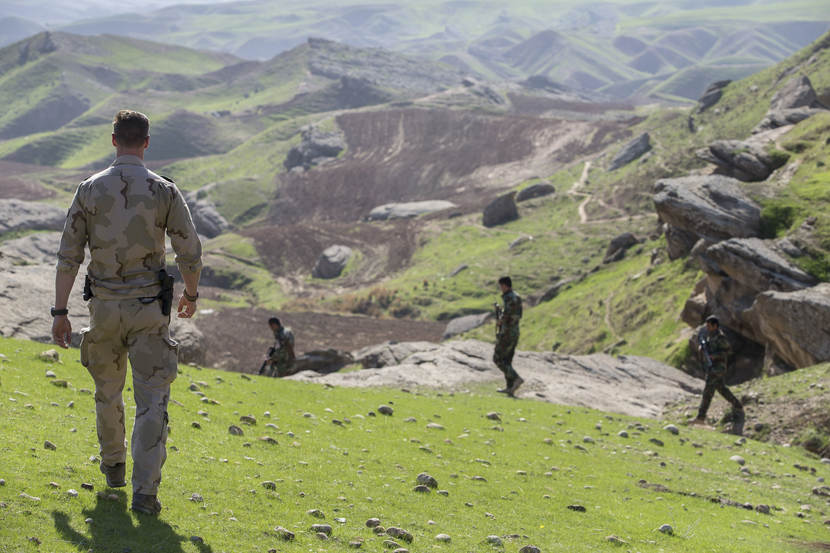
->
[55, 0, 830, 99]
[1, 335, 829, 552]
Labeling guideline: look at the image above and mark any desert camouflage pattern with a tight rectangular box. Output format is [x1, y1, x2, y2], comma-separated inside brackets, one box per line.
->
[57, 155, 202, 299]
[493, 290, 522, 384]
[80, 297, 179, 495]
[267, 327, 295, 377]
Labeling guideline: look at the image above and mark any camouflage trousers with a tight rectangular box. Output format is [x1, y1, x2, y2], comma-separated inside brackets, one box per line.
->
[493, 327, 521, 385]
[80, 297, 178, 495]
[697, 370, 742, 419]
[264, 359, 293, 378]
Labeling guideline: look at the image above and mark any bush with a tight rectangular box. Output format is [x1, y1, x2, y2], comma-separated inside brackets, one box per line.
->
[759, 202, 797, 238]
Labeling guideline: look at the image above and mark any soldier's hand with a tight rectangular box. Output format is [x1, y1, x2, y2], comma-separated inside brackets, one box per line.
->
[52, 316, 72, 349]
[177, 295, 197, 318]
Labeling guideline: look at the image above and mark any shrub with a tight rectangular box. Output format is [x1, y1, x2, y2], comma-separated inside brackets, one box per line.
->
[759, 202, 797, 238]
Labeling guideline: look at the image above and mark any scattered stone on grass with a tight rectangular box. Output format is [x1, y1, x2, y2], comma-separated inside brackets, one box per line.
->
[228, 425, 244, 436]
[81, 483, 93, 491]
[45, 370, 56, 378]
[189, 536, 204, 545]
[386, 527, 413, 543]
[190, 493, 203, 502]
[426, 422, 445, 430]
[366, 518, 381, 528]
[414, 485, 431, 493]
[373, 526, 386, 535]
[311, 524, 332, 536]
[349, 538, 364, 548]
[519, 546, 541, 553]
[472, 475, 487, 482]
[438, 489, 449, 496]
[27, 537, 41, 546]
[649, 438, 664, 447]
[567, 504, 586, 512]
[44, 440, 57, 451]
[583, 436, 594, 444]
[383, 540, 400, 549]
[275, 526, 295, 541]
[486, 535, 503, 546]
[756, 504, 770, 514]
[618, 430, 629, 438]
[39, 350, 60, 363]
[436, 534, 451, 542]
[262, 481, 277, 490]
[259, 436, 278, 445]
[19, 493, 41, 502]
[730, 455, 746, 466]
[486, 412, 501, 421]
[378, 405, 394, 416]
[51, 379, 69, 388]
[67, 489, 78, 497]
[663, 424, 679, 435]
[191, 422, 201, 429]
[606, 535, 627, 545]
[48, 482, 60, 489]
[240, 415, 257, 425]
[658, 524, 673, 535]
[308, 509, 325, 518]
[417, 473, 438, 488]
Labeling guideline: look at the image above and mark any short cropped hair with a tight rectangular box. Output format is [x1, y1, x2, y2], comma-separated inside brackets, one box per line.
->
[705, 315, 719, 327]
[498, 276, 512, 288]
[268, 317, 281, 327]
[113, 110, 149, 148]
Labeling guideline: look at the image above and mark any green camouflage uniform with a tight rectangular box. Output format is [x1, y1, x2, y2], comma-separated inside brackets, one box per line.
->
[697, 328, 742, 419]
[57, 154, 202, 496]
[493, 289, 522, 386]
[266, 327, 295, 377]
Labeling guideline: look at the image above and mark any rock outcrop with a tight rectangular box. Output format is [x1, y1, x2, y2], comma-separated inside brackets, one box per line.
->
[754, 75, 827, 133]
[697, 80, 730, 113]
[653, 175, 761, 259]
[516, 183, 555, 202]
[0, 199, 65, 235]
[284, 124, 346, 171]
[293, 349, 354, 374]
[367, 200, 456, 221]
[696, 139, 789, 182]
[608, 133, 651, 171]
[312, 245, 353, 279]
[747, 284, 830, 369]
[482, 192, 519, 227]
[170, 318, 206, 365]
[604, 232, 639, 263]
[289, 340, 702, 418]
[441, 312, 491, 340]
[185, 190, 230, 239]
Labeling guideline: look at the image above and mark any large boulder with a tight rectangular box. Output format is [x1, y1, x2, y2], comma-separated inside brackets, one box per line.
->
[696, 80, 730, 113]
[604, 232, 639, 263]
[367, 200, 456, 221]
[608, 133, 651, 171]
[753, 75, 827, 133]
[516, 183, 555, 202]
[185, 191, 230, 239]
[312, 245, 353, 279]
[284, 124, 346, 171]
[442, 312, 492, 340]
[653, 175, 761, 244]
[0, 199, 65, 235]
[291, 340, 702, 419]
[482, 192, 519, 227]
[293, 349, 353, 374]
[169, 318, 206, 365]
[747, 284, 830, 369]
[696, 139, 789, 182]
[665, 225, 699, 260]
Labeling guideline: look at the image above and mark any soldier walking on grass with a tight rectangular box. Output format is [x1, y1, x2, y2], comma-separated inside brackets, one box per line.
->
[52, 110, 202, 516]
[259, 317, 295, 377]
[494, 276, 524, 396]
[692, 315, 744, 425]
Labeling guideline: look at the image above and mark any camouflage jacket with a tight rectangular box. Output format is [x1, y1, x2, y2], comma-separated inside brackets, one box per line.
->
[269, 327, 295, 367]
[499, 290, 522, 333]
[57, 155, 202, 299]
[703, 329, 731, 373]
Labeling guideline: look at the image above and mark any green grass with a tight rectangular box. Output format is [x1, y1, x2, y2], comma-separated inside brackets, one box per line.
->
[2, 335, 830, 552]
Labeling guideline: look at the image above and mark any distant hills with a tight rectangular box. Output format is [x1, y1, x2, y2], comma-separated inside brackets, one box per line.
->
[27, 0, 829, 101]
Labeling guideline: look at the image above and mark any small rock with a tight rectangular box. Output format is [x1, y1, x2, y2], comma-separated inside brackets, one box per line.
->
[308, 509, 325, 518]
[436, 534, 451, 542]
[275, 526, 295, 541]
[383, 542, 400, 550]
[19, 493, 41, 502]
[663, 424, 679, 435]
[373, 526, 386, 535]
[649, 438, 664, 447]
[413, 485, 431, 493]
[519, 546, 541, 553]
[228, 425, 244, 436]
[756, 504, 770, 514]
[27, 537, 41, 545]
[44, 441, 57, 451]
[486, 535, 503, 546]
[39, 350, 60, 363]
[426, 422, 445, 430]
[48, 482, 60, 489]
[416, 473, 438, 488]
[583, 436, 594, 444]
[378, 405, 394, 416]
[386, 527, 413, 543]
[311, 524, 332, 536]
[190, 536, 204, 545]
[45, 370, 56, 378]
[259, 436, 278, 445]
[190, 493, 204, 502]
[366, 518, 381, 528]
[191, 422, 201, 429]
[606, 535, 627, 545]
[486, 412, 501, 421]
[316, 532, 329, 540]
[67, 489, 78, 497]
[438, 489, 449, 496]
[567, 504, 586, 512]
[85, 518, 93, 524]
[81, 483, 93, 491]
[658, 524, 673, 535]
[240, 415, 257, 425]
[730, 455, 746, 466]
[262, 481, 277, 490]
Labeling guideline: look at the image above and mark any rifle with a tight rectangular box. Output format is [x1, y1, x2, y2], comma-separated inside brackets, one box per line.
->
[494, 302, 503, 336]
[258, 347, 276, 376]
[697, 329, 714, 374]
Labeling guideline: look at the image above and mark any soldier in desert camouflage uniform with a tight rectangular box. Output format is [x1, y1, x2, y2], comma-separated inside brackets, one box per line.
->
[52, 110, 202, 516]
[260, 317, 295, 377]
[494, 276, 524, 396]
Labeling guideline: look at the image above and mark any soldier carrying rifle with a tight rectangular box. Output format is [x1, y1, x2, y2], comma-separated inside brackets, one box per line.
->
[493, 276, 524, 396]
[259, 317, 295, 377]
[692, 315, 744, 426]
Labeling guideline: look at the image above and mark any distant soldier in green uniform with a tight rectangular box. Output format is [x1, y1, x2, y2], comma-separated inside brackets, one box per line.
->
[259, 317, 296, 377]
[52, 110, 202, 516]
[493, 276, 524, 396]
[692, 315, 744, 425]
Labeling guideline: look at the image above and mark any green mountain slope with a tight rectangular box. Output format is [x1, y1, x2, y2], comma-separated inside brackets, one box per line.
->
[1, 335, 829, 552]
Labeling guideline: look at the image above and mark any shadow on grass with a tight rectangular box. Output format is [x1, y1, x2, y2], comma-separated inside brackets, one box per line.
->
[52, 491, 212, 553]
